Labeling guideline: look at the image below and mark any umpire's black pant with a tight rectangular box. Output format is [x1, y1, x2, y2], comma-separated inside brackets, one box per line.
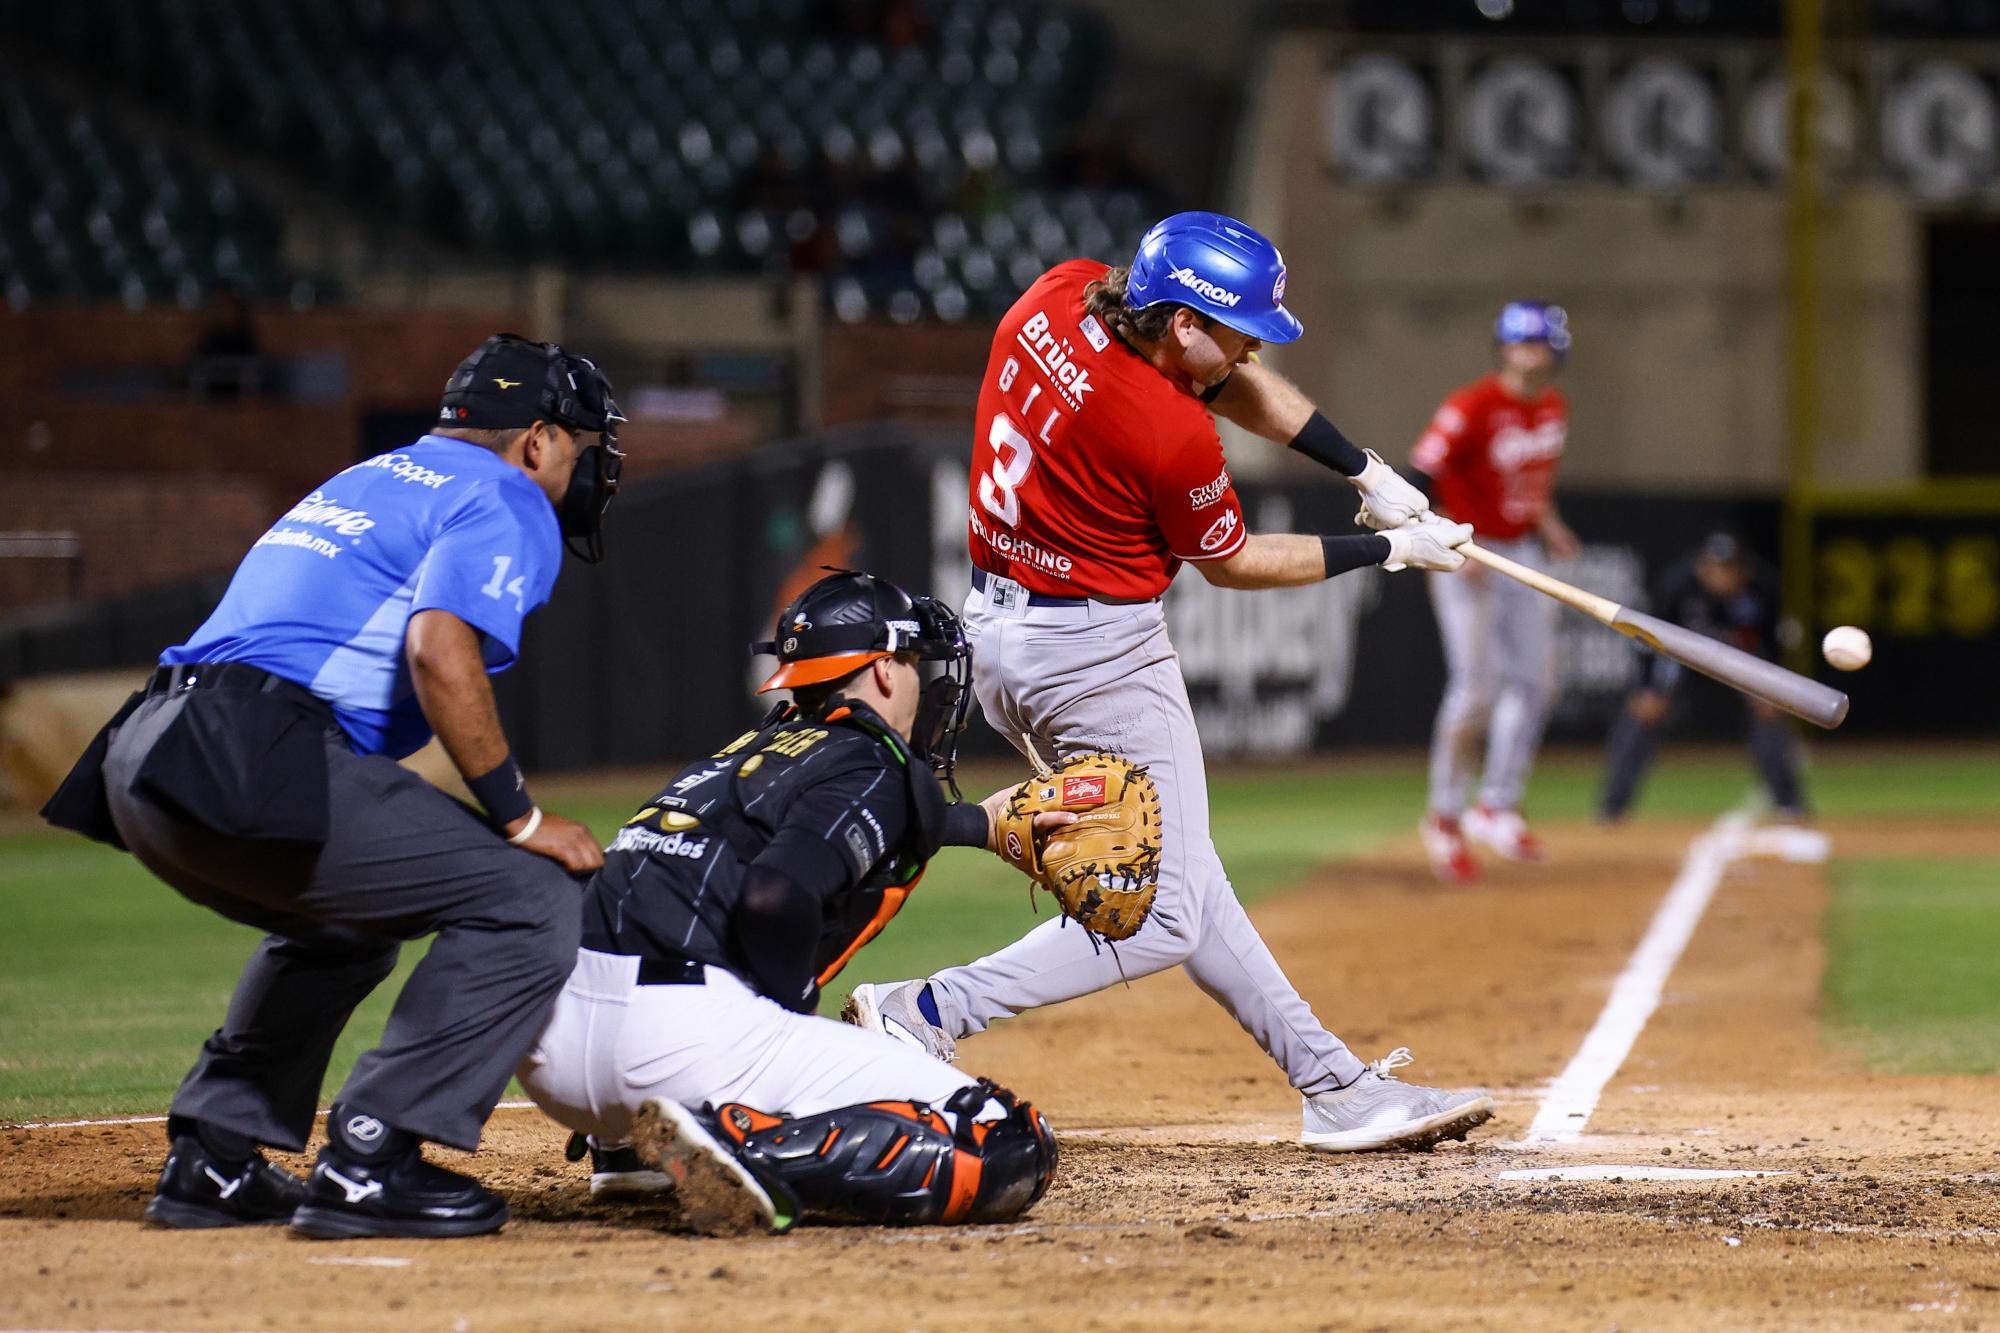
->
[1598, 682, 1806, 821]
[101, 690, 581, 1153]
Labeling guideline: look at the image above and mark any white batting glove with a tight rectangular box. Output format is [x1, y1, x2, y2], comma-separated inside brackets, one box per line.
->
[1379, 515, 1473, 572]
[1348, 449, 1431, 531]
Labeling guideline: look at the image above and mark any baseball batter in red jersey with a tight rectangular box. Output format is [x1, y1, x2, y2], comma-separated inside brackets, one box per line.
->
[846, 212, 1496, 1153]
[1411, 302, 1581, 882]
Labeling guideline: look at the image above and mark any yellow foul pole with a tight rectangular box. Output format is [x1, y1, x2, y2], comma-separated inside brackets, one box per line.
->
[1782, 0, 1824, 668]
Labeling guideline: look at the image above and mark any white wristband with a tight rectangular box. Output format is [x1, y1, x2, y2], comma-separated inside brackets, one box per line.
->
[506, 806, 544, 845]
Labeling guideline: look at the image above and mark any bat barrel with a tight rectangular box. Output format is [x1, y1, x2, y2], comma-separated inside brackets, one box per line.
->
[1613, 608, 1850, 730]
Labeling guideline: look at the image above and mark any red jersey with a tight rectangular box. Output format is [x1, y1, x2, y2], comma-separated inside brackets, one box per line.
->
[1409, 373, 1568, 541]
[966, 259, 1247, 600]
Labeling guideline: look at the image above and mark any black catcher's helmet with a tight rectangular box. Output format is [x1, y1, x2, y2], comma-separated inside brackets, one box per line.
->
[751, 571, 972, 788]
[439, 333, 627, 562]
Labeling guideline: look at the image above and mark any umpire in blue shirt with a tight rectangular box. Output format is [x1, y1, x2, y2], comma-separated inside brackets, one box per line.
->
[43, 334, 625, 1239]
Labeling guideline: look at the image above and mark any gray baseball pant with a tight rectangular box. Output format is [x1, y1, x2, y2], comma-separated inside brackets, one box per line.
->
[102, 690, 581, 1153]
[1426, 536, 1560, 815]
[924, 581, 1369, 1096]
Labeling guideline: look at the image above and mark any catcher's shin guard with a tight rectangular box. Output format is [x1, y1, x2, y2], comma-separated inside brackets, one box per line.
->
[709, 1080, 1057, 1226]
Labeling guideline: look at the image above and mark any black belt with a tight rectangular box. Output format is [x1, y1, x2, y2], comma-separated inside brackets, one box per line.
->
[147, 662, 328, 713]
[580, 943, 710, 986]
[635, 955, 707, 986]
[970, 566, 1088, 607]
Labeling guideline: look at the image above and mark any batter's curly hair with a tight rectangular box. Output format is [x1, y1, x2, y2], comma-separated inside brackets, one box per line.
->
[1082, 265, 1196, 345]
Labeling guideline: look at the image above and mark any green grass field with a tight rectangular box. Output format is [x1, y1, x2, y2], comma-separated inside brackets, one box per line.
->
[3, 744, 1998, 1121]
[1825, 856, 2000, 1075]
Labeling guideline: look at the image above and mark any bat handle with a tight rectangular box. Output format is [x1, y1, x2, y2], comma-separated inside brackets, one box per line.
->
[1460, 540, 1621, 625]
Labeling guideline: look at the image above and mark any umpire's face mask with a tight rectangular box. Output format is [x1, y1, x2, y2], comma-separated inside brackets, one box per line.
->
[558, 431, 625, 564]
[553, 356, 627, 564]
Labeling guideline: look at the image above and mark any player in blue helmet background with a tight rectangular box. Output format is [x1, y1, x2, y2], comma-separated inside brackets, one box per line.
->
[1495, 300, 1571, 361]
[1408, 301, 1582, 882]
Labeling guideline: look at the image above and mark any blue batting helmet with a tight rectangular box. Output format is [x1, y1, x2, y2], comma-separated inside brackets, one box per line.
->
[1125, 211, 1304, 345]
[1495, 301, 1571, 360]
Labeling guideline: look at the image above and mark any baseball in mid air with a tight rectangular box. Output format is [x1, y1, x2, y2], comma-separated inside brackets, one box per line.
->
[1821, 625, 1872, 671]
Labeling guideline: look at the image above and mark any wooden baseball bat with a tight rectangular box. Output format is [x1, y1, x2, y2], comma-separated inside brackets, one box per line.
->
[1458, 542, 1850, 730]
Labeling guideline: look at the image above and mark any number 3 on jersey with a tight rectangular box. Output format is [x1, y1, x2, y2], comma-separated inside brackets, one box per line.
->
[978, 413, 1035, 527]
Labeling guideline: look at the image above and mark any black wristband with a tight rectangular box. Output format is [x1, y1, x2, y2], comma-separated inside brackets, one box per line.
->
[942, 801, 991, 849]
[1322, 534, 1391, 579]
[1289, 411, 1370, 478]
[467, 754, 533, 827]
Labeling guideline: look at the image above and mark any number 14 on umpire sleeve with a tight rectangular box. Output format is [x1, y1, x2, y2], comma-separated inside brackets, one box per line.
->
[481, 555, 528, 612]
[978, 413, 1035, 527]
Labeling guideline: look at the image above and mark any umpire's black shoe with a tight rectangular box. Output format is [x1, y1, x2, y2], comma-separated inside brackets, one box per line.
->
[145, 1137, 308, 1229]
[290, 1106, 507, 1239]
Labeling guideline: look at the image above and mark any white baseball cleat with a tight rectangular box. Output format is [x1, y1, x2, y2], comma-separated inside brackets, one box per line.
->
[1462, 805, 1545, 862]
[1301, 1048, 1495, 1152]
[841, 980, 957, 1063]
[1420, 813, 1480, 884]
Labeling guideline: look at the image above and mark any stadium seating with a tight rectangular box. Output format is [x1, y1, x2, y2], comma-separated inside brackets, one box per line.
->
[0, 0, 1161, 318]
[0, 80, 299, 309]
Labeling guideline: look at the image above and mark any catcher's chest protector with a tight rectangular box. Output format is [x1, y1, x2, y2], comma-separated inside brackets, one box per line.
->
[609, 701, 948, 982]
[711, 1081, 1056, 1226]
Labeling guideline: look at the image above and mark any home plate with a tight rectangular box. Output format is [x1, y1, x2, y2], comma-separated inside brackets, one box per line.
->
[1743, 825, 1830, 863]
[1499, 1165, 1788, 1183]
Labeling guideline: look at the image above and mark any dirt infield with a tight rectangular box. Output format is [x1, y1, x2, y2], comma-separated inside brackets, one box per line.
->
[4, 817, 1998, 1331]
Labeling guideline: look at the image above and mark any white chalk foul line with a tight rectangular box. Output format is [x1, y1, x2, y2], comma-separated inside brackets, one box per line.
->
[7, 1101, 540, 1133]
[1499, 1165, 1786, 1183]
[8, 1115, 170, 1130]
[1522, 807, 1754, 1145]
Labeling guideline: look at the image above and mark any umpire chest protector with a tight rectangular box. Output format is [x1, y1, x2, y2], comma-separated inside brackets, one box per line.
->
[583, 700, 948, 989]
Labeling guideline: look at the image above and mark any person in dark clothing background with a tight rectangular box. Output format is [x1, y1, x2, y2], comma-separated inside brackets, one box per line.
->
[1599, 532, 1809, 822]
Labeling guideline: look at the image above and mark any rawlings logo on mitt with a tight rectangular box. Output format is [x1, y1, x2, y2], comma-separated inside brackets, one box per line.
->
[994, 752, 1162, 941]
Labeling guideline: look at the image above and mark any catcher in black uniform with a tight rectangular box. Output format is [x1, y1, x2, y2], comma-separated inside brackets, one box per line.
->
[518, 570, 1117, 1234]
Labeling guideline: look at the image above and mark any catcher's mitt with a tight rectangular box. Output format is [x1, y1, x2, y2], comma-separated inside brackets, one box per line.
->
[993, 752, 1162, 941]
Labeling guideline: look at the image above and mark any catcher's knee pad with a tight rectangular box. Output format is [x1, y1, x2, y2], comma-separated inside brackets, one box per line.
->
[710, 1079, 1056, 1226]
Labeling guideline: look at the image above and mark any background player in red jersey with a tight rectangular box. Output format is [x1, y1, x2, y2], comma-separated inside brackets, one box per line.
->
[847, 212, 1496, 1154]
[1410, 302, 1581, 882]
